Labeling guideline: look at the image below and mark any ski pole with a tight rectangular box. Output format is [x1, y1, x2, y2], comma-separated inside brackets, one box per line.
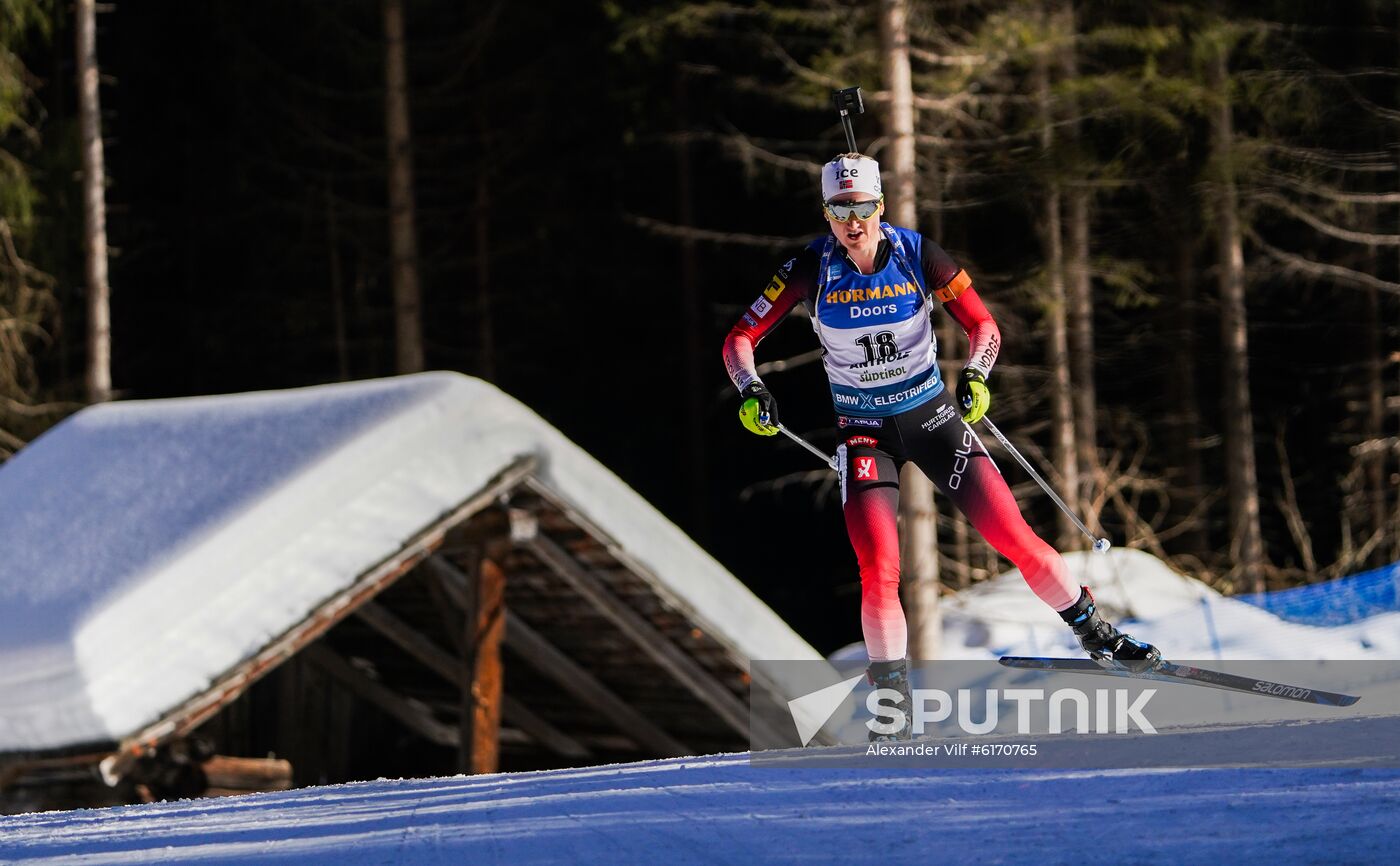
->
[979, 416, 1111, 554]
[777, 423, 840, 473]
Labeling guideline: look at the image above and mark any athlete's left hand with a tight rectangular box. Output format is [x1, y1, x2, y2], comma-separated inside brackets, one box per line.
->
[957, 368, 990, 424]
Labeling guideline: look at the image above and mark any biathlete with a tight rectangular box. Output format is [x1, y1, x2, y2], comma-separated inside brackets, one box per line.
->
[722, 153, 1160, 740]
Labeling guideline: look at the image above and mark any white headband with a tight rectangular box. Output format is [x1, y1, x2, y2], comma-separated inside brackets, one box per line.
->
[821, 155, 882, 201]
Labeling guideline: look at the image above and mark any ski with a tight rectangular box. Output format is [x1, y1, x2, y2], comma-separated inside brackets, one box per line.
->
[998, 657, 1361, 707]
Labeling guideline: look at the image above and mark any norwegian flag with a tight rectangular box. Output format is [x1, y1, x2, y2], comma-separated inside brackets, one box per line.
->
[840, 179, 854, 189]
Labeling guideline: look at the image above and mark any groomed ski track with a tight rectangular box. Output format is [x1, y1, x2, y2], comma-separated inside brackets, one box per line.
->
[4, 748, 1398, 865]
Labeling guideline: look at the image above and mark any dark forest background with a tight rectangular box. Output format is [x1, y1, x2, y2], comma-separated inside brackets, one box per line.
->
[2, 0, 1398, 656]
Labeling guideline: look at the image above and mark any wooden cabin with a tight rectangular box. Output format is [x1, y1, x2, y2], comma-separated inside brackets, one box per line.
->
[0, 373, 826, 813]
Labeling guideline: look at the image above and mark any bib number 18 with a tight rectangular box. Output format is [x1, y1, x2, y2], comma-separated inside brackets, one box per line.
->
[855, 331, 899, 365]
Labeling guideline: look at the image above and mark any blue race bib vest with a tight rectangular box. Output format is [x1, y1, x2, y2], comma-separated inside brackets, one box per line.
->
[808, 224, 943, 417]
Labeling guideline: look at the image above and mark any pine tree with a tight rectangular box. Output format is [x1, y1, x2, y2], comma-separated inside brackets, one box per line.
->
[0, 0, 58, 455]
[382, 0, 424, 374]
[74, 0, 110, 403]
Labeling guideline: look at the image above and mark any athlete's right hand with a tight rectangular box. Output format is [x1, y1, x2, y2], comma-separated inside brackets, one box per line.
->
[738, 383, 780, 436]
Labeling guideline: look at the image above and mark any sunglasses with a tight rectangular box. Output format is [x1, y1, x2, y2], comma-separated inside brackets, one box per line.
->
[824, 197, 883, 222]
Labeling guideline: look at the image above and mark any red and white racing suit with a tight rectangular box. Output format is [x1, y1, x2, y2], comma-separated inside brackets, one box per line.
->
[723, 224, 1080, 661]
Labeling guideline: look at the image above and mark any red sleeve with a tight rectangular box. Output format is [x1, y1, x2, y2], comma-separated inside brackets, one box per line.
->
[940, 275, 1001, 378]
[721, 250, 814, 393]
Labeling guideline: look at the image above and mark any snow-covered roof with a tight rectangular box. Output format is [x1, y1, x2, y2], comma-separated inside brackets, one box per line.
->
[0, 372, 821, 755]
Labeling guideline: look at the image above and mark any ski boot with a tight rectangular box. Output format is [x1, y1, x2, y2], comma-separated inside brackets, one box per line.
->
[1058, 586, 1162, 672]
[866, 659, 913, 742]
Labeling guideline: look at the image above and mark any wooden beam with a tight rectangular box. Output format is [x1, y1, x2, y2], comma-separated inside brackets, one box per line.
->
[425, 570, 465, 653]
[518, 478, 795, 744]
[424, 555, 471, 610]
[465, 556, 505, 774]
[426, 555, 689, 756]
[355, 601, 459, 683]
[505, 610, 690, 756]
[303, 644, 457, 748]
[353, 599, 589, 760]
[500, 695, 591, 760]
[202, 755, 294, 795]
[520, 532, 755, 739]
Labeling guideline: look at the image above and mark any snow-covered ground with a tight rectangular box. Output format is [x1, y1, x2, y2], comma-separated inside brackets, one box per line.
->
[2, 750, 1398, 864]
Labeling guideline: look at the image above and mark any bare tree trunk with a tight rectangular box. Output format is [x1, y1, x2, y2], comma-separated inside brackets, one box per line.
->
[1034, 25, 1078, 550]
[1066, 190, 1095, 507]
[1055, 0, 1097, 526]
[1388, 59, 1400, 562]
[1395, 186, 1400, 565]
[1208, 43, 1266, 593]
[879, 0, 940, 659]
[76, 0, 111, 403]
[1168, 235, 1208, 558]
[1392, 0, 1400, 565]
[383, 0, 425, 374]
[1045, 216, 1077, 550]
[880, 0, 917, 225]
[1364, 281, 1386, 558]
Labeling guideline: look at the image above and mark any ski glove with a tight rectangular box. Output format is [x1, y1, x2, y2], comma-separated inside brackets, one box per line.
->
[739, 382, 780, 436]
[957, 368, 990, 424]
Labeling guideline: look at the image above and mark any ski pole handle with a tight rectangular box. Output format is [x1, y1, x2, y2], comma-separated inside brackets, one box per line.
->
[778, 423, 840, 473]
[980, 416, 1111, 553]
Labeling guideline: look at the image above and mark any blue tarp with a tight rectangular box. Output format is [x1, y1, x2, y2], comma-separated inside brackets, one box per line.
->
[1236, 561, 1400, 627]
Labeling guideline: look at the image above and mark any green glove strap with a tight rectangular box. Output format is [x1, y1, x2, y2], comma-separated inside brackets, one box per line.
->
[739, 397, 779, 436]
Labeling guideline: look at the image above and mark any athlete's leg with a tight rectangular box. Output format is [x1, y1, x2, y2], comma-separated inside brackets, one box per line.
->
[838, 437, 906, 660]
[902, 391, 1080, 612]
[950, 441, 1079, 610]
